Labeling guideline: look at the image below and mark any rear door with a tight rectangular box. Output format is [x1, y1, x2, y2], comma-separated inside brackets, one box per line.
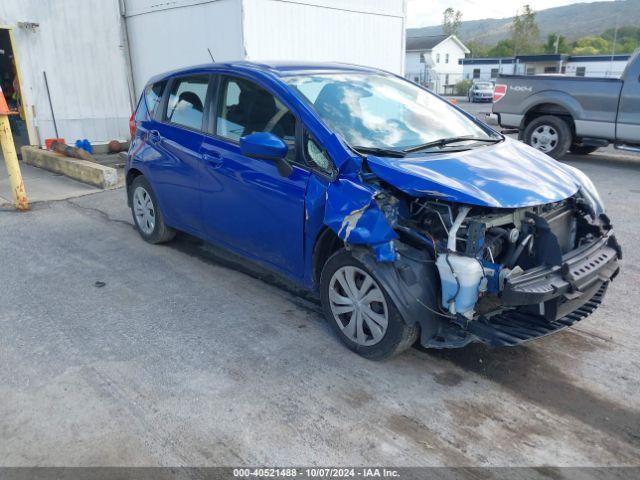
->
[149, 74, 211, 234]
[199, 74, 309, 277]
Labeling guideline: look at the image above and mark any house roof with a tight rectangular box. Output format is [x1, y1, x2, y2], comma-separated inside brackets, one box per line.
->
[406, 34, 471, 54]
[405, 34, 449, 51]
[459, 54, 632, 66]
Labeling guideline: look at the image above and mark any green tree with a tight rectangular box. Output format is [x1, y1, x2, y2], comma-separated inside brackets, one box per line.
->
[486, 39, 517, 57]
[466, 40, 489, 58]
[544, 34, 570, 54]
[443, 8, 463, 37]
[572, 36, 612, 55]
[511, 5, 540, 55]
[601, 26, 640, 53]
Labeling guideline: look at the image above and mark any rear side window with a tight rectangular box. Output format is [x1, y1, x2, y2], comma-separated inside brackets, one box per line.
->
[143, 80, 167, 118]
[165, 75, 209, 131]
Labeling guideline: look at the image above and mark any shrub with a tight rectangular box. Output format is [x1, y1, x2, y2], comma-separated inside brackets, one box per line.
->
[455, 79, 473, 96]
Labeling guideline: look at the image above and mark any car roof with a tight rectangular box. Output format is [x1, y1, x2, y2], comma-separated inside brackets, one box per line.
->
[147, 61, 388, 85]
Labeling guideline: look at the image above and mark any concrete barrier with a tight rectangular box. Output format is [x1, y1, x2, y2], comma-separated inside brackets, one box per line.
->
[21, 146, 119, 189]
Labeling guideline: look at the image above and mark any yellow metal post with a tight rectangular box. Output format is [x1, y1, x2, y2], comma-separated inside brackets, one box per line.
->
[0, 86, 28, 210]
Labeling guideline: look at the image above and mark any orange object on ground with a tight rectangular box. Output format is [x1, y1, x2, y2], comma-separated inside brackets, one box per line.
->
[449, 98, 458, 105]
[45, 138, 65, 150]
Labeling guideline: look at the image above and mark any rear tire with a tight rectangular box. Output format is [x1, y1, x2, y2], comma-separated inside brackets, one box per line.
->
[569, 144, 599, 155]
[320, 249, 419, 360]
[523, 115, 572, 159]
[129, 176, 176, 244]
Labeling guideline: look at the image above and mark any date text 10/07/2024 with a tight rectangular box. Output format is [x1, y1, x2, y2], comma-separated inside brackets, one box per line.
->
[233, 468, 401, 478]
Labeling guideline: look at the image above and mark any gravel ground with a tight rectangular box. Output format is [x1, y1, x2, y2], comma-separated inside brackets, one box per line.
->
[1, 146, 639, 468]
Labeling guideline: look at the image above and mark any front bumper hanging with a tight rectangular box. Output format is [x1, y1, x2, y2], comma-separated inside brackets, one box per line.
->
[464, 232, 620, 347]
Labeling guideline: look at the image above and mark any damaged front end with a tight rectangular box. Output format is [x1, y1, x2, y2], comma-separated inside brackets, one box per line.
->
[322, 166, 621, 349]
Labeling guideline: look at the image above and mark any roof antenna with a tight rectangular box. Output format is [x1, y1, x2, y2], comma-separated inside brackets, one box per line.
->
[207, 48, 215, 63]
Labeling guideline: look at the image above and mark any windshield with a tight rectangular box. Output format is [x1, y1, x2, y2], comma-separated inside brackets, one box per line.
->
[284, 72, 497, 150]
[475, 82, 493, 89]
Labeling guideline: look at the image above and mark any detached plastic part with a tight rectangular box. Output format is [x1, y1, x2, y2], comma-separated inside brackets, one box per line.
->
[324, 177, 398, 261]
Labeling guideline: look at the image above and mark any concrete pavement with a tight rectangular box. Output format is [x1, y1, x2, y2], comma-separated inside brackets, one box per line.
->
[0, 153, 99, 206]
[1, 158, 639, 467]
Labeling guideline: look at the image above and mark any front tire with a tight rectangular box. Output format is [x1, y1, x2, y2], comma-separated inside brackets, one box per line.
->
[320, 250, 419, 360]
[129, 176, 176, 244]
[523, 115, 572, 159]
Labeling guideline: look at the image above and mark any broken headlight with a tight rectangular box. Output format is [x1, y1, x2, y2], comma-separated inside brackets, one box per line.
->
[564, 165, 605, 217]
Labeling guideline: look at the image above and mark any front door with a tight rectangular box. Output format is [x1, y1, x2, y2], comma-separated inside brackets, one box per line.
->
[200, 75, 309, 277]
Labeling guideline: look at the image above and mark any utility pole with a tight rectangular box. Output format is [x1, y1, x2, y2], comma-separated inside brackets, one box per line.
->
[0, 86, 28, 210]
[610, 15, 619, 77]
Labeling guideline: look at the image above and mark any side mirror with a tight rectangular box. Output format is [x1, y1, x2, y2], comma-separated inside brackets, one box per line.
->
[240, 132, 292, 177]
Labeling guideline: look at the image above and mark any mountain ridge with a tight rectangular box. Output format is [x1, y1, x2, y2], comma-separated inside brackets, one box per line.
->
[407, 0, 640, 46]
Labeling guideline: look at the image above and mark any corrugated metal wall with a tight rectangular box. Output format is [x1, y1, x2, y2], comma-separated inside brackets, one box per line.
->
[0, 0, 133, 144]
[242, 0, 406, 74]
[0, 0, 406, 145]
[125, 0, 406, 94]
[124, 0, 244, 95]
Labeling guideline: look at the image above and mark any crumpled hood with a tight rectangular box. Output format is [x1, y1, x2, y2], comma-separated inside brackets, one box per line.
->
[366, 138, 580, 208]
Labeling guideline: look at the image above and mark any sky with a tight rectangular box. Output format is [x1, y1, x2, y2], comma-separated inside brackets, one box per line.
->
[406, 0, 617, 28]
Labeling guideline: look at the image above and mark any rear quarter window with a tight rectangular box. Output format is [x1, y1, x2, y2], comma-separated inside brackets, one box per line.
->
[143, 80, 167, 118]
[165, 76, 209, 131]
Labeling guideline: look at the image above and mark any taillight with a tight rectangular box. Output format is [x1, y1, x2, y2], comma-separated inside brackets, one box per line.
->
[493, 84, 507, 103]
[129, 112, 137, 138]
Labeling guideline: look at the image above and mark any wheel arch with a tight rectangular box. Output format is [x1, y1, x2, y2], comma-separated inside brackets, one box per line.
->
[522, 102, 576, 137]
[125, 167, 144, 206]
[312, 227, 344, 288]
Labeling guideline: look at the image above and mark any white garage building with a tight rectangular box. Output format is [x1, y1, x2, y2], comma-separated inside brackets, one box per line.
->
[461, 54, 632, 82]
[0, 0, 406, 148]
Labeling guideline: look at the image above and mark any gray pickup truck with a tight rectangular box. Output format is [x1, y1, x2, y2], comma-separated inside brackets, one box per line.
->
[492, 49, 640, 158]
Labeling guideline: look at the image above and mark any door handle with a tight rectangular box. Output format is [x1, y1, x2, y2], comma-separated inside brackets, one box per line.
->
[147, 130, 161, 143]
[202, 152, 223, 168]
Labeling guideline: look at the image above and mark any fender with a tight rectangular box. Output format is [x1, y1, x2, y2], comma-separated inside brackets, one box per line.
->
[350, 244, 447, 345]
[520, 91, 584, 128]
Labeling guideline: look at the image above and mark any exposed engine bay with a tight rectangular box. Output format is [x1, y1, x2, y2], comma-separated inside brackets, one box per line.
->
[327, 175, 622, 348]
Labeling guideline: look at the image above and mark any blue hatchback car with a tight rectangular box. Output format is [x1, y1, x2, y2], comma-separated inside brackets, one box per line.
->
[126, 61, 621, 359]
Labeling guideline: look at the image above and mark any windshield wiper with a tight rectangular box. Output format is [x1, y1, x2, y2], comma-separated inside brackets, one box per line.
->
[403, 136, 501, 153]
[352, 146, 406, 158]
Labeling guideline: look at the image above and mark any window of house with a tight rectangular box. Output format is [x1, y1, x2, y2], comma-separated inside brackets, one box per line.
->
[544, 66, 558, 73]
[165, 76, 209, 130]
[436, 53, 440, 63]
[473, 69, 480, 79]
[576, 67, 586, 77]
[526, 67, 535, 75]
[445, 53, 449, 64]
[445, 74, 450, 85]
[143, 80, 167, 118]
[490, 68, 499, 79]
[216, 76, 296, 160]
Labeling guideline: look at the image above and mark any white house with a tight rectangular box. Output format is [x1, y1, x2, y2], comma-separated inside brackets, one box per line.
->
[0, 0, 407, 149]
[405, 34, 469, 94]
[461, 54, 631, 82]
